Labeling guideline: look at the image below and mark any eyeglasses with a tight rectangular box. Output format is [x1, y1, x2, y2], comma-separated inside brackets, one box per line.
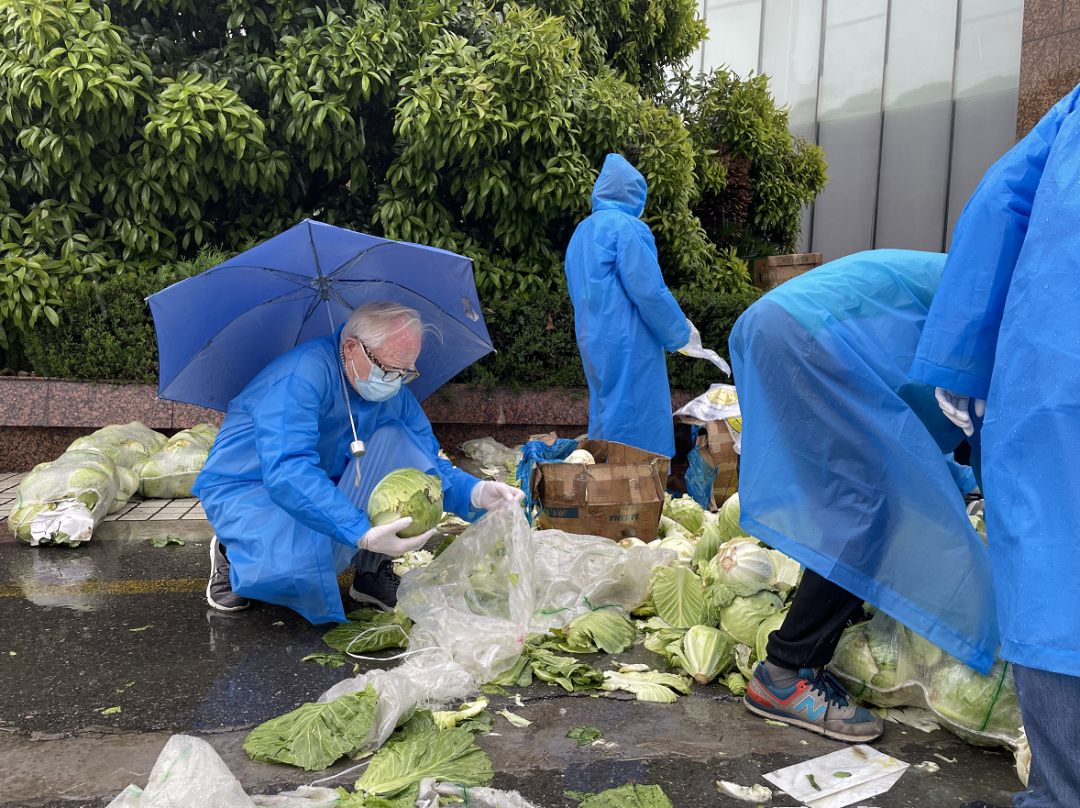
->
[357, 339, 420, 384]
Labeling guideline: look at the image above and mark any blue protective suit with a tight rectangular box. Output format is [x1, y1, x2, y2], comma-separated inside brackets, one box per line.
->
[564, 154, 691, 458]
[911, 84, 1080, 677]
[730, 250, 998, 672]
[192, 328, 479, 624]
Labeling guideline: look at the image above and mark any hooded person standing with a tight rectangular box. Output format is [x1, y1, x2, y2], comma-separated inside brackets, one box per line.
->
[563, 153, 692, 458]
[911, 84, 1080, 808]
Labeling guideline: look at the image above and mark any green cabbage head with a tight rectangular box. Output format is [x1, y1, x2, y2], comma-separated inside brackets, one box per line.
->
[671, 625, 733, 684]
[368, 468, 444, 538]
[664, 496, 705, 536]
[719, 589, 784, 646]
[717, 493, 744, 541]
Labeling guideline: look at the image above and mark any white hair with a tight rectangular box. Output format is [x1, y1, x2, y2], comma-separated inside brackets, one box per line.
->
[340, 301, 437, 350]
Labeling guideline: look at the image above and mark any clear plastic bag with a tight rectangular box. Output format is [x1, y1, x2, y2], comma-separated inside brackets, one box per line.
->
[397, 503, 536, 684]
[106, 734, 342, 808]
[139, 425, 216, 499]
[68, 422, 168, 473]
[416, 778, 541, 808]
[530, 528, 674, 633]
[461, 437, 522, 467]
[830, 612, 1022, 747]
[8, 449, 120, 545]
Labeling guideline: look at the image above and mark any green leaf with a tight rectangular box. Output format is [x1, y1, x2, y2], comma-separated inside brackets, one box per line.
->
[600, 668, 691, 703]
[101, 706, 121, 715]
[554, 610, 636, 654]
[301, 653, 347, 668]
[527, 648, 603, 692]
[651, 566, 705, 628]
[566, 725, 602, 746]
[244, 685, 377, 771]
[146, 535, 184, 547]
[579, 783, 675, 808]
[496, 708, 531, 727]
[322, 608, 410, 654]
[356, 724, 493, 799]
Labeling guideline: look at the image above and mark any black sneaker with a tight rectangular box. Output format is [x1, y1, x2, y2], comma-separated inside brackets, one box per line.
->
[206, 536, 250, 612]
[349, 559, 400, 611]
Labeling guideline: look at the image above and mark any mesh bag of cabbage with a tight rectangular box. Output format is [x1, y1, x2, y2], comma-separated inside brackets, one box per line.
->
[8, 449, 121, 545]
[830, 611, 1021, 747]
[138, 425, 218, 499]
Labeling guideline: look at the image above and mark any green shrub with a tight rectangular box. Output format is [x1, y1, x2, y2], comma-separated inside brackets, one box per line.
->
[22, 247, 230, 383]
[22, 266, 761, 393]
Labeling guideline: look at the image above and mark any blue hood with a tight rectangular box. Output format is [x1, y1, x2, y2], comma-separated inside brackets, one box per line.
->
[591, 153, 647, 218]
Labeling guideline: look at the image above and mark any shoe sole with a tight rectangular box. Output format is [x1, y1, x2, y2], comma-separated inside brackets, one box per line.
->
[743, 694, 883, 743]
[348, 586, 393, 612]
[206, 537, 250, 613]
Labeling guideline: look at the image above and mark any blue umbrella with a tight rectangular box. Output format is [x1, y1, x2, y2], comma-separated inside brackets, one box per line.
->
[149, 219, 492, 411]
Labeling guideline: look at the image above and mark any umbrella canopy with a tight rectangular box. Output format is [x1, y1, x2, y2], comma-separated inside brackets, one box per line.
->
[149, 220, 492, 411]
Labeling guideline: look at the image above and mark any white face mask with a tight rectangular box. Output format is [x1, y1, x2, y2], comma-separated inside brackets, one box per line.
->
[351, 359, 402, 402]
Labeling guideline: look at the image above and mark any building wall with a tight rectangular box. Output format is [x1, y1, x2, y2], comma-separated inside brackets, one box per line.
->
[691, 0, 1024, 262]
[1018, 0, 1080, 137]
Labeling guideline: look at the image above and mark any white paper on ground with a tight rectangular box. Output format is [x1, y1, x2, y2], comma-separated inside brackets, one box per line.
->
[763, 745, 909, 808]
[30, 498, 94, 545]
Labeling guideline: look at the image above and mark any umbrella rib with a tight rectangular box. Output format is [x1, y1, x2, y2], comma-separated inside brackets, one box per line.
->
[188, 263, 314, 288]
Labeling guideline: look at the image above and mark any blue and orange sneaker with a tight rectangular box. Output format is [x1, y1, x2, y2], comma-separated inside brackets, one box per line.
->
[744, 664, 883, 742]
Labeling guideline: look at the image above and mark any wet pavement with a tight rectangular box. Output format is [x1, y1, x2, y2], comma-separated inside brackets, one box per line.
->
[0, 527, 1022, 808]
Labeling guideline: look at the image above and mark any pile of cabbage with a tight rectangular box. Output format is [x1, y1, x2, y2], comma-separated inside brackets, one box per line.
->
[9, 421, 219, 545]
[621, 493, 804, 698]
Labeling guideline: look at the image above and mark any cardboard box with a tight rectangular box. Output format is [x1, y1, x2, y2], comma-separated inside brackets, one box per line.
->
[530, 439, 669, 541]
[751, 253, 822, 292]
[696, 421, 739, 507]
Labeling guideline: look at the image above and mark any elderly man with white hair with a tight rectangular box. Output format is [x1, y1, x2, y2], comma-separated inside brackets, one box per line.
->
[193, 301, 523, 624]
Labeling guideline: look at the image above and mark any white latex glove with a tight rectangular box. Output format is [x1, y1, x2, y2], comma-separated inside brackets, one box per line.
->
[471, 480, 526, 510]
[935, 387, 986, 438]
[358, 517, 435, 555]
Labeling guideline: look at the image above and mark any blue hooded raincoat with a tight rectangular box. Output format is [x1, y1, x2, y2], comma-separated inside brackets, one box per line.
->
[911, 84, 1080, 677]
[192, 328, 479, 624]
[731, 250, 998, 672]
[564, 154, 691, 458]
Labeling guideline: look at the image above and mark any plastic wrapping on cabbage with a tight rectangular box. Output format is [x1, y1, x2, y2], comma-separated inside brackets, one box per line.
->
[139, 425, 216, 498]
[316, 637, 476, 756]
[8, 450, 120, 545]
[830, 611, 1022, 747]
[105, 734, 342, 808]
[530, 529, 673, 632]
[397, 503, 535, 684]
[68, 422, 167, 473]
[462, 437, 523, 467]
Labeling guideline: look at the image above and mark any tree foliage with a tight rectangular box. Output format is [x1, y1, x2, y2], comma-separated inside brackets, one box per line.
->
[0, 0, 825, 346]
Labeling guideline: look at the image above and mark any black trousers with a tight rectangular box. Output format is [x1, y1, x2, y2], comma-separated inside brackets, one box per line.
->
[766, 568, 865, 669]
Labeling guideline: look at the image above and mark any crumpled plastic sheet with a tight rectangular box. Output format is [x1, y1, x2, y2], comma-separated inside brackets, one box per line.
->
[461, 438, 522, 468]
[105, 735, 342, 808]
[415, 777, 543, 808]
[316, 636, 476, 755]
[530, 528, 674, 633]
[398, 502, 536, 684]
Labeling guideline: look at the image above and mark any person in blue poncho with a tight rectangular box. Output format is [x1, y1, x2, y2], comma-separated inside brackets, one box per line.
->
[564, 153, 692, 458]
[912, 86, 1080, 808]
[730, 249, 991, 744]
[193, 301, 524, 624]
